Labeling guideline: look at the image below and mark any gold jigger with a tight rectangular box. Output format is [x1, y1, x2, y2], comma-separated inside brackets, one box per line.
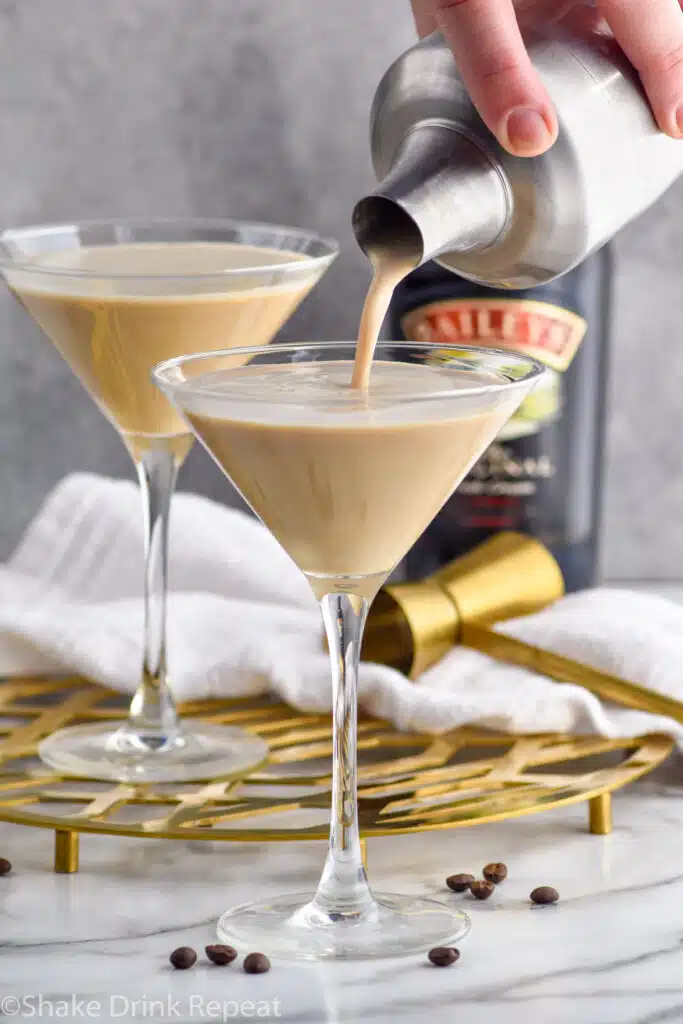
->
[362, 532, 565, 678]
[362, 531, 683, 727]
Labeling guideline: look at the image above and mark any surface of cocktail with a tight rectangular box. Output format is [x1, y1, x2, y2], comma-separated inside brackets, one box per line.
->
[182, 360, 520, 596]
[9, 242, 319, 459]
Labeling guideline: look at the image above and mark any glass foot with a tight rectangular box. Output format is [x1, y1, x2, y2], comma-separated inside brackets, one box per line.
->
[38, 721, 268, 783]
[217, 892, 470, 961]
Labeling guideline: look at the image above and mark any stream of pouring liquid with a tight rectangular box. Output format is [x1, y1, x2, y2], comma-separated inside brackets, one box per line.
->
[351, 255, 414, 390]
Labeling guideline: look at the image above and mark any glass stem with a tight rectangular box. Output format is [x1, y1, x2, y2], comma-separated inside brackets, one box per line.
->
[127, 446, 181, 743]
[313, 592, 375, 916]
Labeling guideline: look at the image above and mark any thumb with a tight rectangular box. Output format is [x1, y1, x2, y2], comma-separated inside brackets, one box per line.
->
[410, 0, 439, 36]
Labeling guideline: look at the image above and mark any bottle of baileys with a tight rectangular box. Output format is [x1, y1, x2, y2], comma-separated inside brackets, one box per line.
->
[391, 248, 613, 592]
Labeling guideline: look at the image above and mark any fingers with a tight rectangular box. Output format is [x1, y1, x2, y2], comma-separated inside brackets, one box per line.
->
[410, 0, 439, 36]
[433, 0, 558, 156]
[599, 0, 683, 137]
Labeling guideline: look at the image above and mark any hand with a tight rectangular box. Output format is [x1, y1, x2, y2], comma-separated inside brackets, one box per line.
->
[411, 0, 683, 156]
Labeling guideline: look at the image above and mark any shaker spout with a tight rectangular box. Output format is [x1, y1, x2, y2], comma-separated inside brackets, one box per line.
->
[352, 123, 510, 269]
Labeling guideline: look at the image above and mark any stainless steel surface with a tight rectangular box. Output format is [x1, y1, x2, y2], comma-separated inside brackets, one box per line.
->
[352, 124, 509, 266]
[353, 29, 683, 288]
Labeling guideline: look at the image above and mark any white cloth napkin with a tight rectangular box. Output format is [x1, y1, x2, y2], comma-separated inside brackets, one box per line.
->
[2, 472, 683, 746]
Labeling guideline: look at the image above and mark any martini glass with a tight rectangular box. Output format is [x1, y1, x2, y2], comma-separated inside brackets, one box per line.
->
[0, 219, 337, 782]
[154, 340, 543, 960]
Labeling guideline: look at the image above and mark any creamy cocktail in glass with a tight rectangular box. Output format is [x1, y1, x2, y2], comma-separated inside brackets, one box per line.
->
[154, 340, 542, 959]
[0, 219, 337, 782]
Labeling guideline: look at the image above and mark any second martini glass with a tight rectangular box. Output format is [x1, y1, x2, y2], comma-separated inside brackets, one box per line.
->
[0, 218, 337, 782]
[154, 340, 543, 959]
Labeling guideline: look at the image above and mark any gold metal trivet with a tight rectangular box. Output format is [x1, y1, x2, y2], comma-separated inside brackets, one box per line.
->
[0, 676, 672, 874]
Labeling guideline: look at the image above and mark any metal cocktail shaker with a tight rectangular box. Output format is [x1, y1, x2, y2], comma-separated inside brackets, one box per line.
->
[352, 26, 683, 288]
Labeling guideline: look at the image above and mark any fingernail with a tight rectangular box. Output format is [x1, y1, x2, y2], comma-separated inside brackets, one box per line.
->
[503, 107, 553, 155]
[674, 104, 683, 137]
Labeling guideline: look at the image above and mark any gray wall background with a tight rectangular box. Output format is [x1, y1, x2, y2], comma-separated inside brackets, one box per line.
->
[0, 0, 681, 580]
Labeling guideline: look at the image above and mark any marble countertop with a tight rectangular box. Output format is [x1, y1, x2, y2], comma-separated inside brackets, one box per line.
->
[2, 581, 683, 1024]
[1, 767, 683, 1024]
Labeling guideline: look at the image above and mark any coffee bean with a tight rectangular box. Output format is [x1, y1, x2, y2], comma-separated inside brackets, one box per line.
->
[446, 873, 474, 893]
[243, 952, 271, 974]
[206, 944, 238, 966]
[428, 946, 460, 967]
[0, 858, 12, 876]
[530, 886, 559, 905]
[483, 862, 507, 884]
[469, 879, 495, 900]
[169, 946, 197, 970]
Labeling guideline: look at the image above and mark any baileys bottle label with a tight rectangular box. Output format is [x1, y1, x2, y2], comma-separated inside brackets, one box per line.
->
[402, 297, 586, 442]
[401, 297, 587, 519]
